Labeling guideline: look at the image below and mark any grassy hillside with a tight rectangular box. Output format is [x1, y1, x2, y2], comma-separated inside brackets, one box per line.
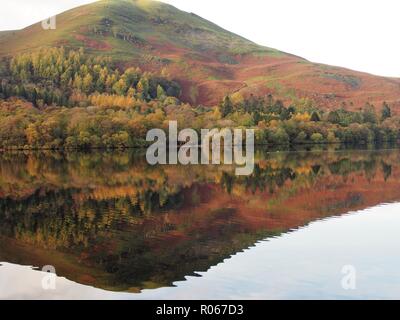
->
[0, 30, 17, 42]
[0, 0, 400, 110]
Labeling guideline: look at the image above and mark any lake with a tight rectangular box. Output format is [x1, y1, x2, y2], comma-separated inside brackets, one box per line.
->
[1, 147, 400, 299]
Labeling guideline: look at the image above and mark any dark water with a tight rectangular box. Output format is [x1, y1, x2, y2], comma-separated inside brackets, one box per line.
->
[1, 148, 400, 299]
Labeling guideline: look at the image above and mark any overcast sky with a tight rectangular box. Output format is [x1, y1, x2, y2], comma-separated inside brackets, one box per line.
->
[1, 0, 399, 77]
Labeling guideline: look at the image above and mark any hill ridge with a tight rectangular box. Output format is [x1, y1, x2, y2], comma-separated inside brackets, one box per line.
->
[0, 0, 399, 110]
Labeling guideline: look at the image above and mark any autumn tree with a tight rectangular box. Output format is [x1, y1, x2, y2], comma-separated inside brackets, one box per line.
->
[381, 102, 392, 121]
[219, 96, 233, 118]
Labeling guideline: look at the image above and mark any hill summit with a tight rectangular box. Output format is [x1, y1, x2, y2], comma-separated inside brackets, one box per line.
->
[1, 0, 400, 110]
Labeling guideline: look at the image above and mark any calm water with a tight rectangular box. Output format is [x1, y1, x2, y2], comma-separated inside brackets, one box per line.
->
[0, 148, 400, 299]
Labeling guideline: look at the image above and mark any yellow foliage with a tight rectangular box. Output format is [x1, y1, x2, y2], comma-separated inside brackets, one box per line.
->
[293, 113, 311, 122]
[89, 93, 136, 108]
[257, 120, 269, 129]
[230, 92, 244, 105]
[269, 120, 279, 128]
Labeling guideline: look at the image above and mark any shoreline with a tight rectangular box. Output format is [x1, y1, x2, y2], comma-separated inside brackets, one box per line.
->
[0, 141, 397, 153]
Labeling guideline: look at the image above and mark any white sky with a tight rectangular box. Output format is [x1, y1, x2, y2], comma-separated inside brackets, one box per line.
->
[1, 0, 399, 77]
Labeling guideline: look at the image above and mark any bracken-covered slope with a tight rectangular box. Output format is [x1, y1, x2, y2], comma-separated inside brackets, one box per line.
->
[1, 0, 400, 111]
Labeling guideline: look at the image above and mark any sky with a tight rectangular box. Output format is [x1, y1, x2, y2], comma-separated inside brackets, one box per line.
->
[1, 0, 399, 77]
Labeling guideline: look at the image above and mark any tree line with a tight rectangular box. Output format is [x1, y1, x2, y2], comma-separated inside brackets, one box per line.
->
[0, 47, 399, 149]
[219, 93, 398, 146]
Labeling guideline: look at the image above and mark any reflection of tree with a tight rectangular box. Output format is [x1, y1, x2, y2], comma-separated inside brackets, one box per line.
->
[0, 149, 400, 291]
[0, 149, 398, 247]
[382, 161, 392, 181]
[0, 187, 189, 250]
[329, 159, 362, 176]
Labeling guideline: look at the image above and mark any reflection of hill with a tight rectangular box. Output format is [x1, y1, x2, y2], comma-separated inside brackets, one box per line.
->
[0, 149, 400, 292]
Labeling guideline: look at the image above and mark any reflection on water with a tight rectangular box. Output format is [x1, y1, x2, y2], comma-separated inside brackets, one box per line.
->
[0, 148, 400, 299]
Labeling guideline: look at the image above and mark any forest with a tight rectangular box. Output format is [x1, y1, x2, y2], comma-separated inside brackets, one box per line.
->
[0, 47, 399, 150]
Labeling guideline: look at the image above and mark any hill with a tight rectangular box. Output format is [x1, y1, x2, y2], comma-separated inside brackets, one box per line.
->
[1, 0, 399, 111]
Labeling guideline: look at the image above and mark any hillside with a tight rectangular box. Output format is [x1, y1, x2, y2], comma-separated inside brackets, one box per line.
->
[1, 0, 399, 111]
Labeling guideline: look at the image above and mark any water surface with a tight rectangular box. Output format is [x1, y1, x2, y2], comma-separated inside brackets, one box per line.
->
[0, 148, 399, 299]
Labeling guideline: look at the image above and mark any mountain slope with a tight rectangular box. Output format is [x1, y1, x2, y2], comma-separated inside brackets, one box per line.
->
[1, 0, 400, 110]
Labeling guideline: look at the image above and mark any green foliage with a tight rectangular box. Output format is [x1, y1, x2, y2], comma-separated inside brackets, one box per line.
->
[219, 96, 233, 118]
[362, 103, 378, 124]
[271, 128, 290, 145]
[294, 131, 307, 144]
[327, 111, 341, 124]
[381, 102, 391, 121]
[0, 48, 181, 107]
[310, 111, 321, 122]
[310, 133, 324, 143]
[156, 85, 166, 100]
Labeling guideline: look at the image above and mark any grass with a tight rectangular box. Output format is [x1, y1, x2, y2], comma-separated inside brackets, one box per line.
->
[322, 73, 362, 89]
